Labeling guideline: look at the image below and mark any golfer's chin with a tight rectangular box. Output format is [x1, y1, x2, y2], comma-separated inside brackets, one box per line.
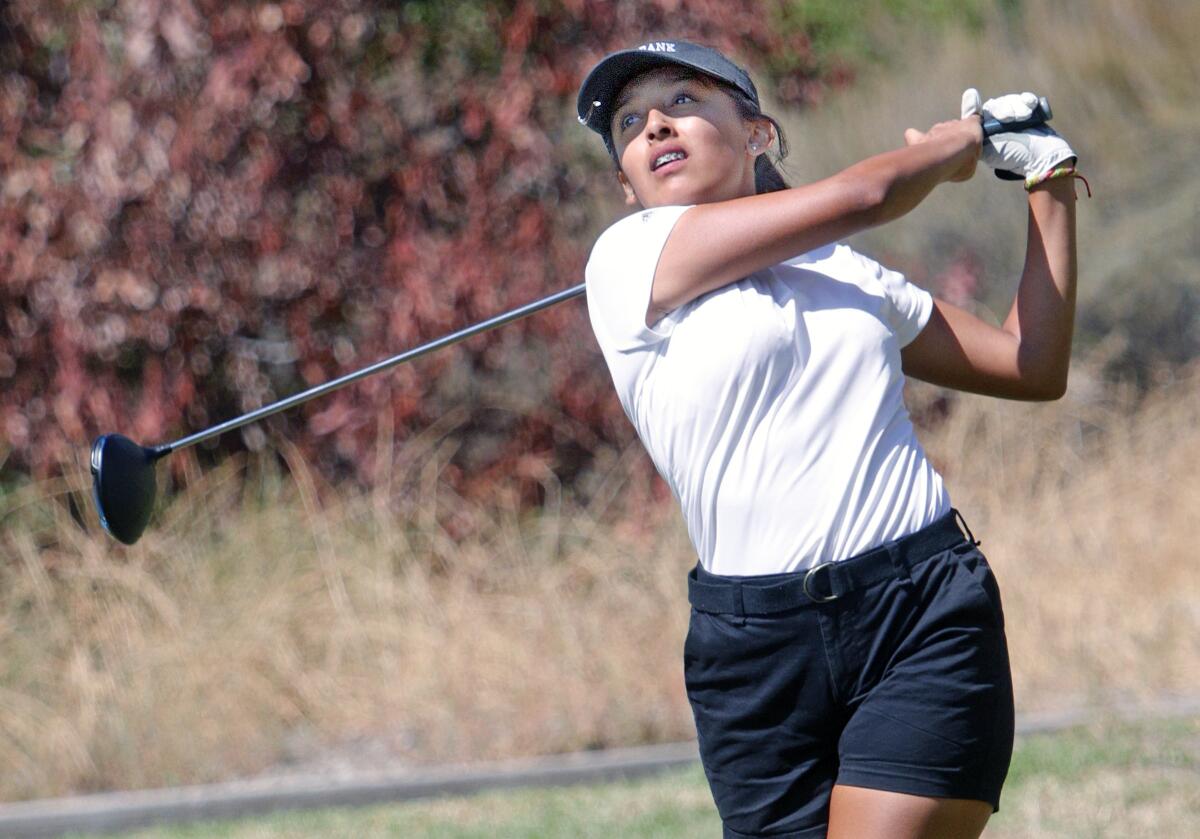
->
[635, 172, 749, 209]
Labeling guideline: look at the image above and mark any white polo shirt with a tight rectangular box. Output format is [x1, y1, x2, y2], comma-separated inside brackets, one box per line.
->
[585, 205, 951, 575]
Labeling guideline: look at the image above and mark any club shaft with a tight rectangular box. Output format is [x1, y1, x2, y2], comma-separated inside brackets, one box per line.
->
[160, 283, 587, 456]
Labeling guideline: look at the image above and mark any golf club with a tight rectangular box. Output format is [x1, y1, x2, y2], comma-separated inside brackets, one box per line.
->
[91, 283, 585, 545]
[91, 98, 1055, 546]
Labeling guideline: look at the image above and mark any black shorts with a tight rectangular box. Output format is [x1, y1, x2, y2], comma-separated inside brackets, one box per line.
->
[683, 511, 1014, 839]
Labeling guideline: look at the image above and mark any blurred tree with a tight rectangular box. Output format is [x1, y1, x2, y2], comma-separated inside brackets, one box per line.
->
[1, 0, 851, 511]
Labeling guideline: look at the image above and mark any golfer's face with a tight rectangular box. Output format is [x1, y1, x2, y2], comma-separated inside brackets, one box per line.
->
[610, 69, 756, 208]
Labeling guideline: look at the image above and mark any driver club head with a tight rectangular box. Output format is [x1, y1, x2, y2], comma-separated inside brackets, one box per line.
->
[90, 434, 162, 545]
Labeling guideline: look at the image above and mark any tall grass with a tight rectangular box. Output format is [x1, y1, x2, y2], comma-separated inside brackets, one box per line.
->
[0, 431, 699, 800]
[3, 0, 1199, 802]
[2, 357, 1198, 801]
[915, 361, 1200, 708]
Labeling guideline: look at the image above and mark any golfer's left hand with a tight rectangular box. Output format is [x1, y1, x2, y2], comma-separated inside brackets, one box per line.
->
[962, 88, 1077, 185]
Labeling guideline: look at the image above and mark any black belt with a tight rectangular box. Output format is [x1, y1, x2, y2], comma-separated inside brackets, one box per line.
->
[687, 510, 976, 616]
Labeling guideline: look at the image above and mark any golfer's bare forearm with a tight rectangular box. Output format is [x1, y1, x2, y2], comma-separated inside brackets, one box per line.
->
[1001, 177, 1078, 398]
[844, 132, 976, 226]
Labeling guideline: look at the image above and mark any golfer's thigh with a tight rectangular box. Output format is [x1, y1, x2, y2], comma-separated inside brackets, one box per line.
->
[827, 785, 991, 839]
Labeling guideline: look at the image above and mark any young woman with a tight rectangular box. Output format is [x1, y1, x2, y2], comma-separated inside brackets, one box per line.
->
[576, 41, 1080, 839]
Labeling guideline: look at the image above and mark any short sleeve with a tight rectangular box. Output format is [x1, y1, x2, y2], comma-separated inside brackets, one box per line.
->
[849, 248, 934, 347]
[585, 205, 692, 355]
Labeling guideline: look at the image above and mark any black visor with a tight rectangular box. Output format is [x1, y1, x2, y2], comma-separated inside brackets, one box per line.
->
[577, 41, 759, 144]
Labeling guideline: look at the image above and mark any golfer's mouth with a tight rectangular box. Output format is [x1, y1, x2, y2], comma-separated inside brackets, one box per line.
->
[651, 147, 687, 172]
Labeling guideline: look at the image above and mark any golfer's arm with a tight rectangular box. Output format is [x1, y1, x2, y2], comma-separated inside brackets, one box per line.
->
[901, 178, 1078, 400]
[648, 128, 974, 323]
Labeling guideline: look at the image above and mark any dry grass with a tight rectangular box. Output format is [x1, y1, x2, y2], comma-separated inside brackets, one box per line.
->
[2, 0, 1199, 804]
[2, 361, 1199, 802]
[916, 362, 1200, 708]
[0, 431, 700, 801]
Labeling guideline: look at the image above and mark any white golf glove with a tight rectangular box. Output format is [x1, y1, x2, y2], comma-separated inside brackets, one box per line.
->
[962, 88, 1077, 188]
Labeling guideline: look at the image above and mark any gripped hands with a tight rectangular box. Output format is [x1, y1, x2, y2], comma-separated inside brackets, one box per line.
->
[903, 117, 983, 183]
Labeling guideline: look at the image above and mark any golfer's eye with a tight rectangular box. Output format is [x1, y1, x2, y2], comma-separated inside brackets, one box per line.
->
[672, 92, 694, 106]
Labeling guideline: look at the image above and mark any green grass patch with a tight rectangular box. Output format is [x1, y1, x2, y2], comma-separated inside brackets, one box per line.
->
[987, 716, 1200, 838]
[80, 765, 718, 839]
[1004, 716, 1198, 788]
[84, 717, 1199, 839]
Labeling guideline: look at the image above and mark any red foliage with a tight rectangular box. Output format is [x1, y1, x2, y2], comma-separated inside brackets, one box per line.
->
[0, 1, 835, 503]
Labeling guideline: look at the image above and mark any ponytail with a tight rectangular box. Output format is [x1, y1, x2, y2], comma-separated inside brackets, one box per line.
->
[754, 154, 788, 194]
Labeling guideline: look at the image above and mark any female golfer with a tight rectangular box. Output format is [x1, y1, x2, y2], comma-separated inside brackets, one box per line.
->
[577, 41, 1079, 839]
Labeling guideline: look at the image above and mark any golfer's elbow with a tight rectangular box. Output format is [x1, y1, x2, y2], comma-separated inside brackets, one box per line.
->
[1020, 364, 1069, 401]
[1044, 368, 1070, 400]
[1029, 378, 1068, 401]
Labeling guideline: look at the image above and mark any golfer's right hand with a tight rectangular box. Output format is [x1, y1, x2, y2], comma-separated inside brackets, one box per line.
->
[903, 117, 982, 183]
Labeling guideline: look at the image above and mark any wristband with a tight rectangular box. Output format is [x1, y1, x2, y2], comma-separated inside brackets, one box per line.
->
[1025, 163, 1091, 196]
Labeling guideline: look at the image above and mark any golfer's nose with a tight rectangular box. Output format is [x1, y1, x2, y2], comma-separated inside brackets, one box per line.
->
[644, 108, 674, 140]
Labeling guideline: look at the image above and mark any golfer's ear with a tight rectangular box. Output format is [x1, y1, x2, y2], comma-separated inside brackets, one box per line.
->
[617, 170, 639, 206]
[748, 119, 774, 155]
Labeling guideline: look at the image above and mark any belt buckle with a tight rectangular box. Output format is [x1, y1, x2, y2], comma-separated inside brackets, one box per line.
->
[803, 561, 838, 603]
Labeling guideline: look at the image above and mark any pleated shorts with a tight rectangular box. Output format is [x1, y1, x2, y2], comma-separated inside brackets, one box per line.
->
[684, 512, 1015, 838]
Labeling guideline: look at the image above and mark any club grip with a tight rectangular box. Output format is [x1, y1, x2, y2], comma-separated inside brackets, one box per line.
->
[981, 96, 1052, 136]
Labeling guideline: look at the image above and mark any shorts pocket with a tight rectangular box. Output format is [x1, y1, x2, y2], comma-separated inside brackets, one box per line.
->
[958, 549, 1006, 630]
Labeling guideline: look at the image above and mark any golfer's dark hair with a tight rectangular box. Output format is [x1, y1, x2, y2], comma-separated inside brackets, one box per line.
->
[606, 76, 790, 195]
[722, 84, 789, 194]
